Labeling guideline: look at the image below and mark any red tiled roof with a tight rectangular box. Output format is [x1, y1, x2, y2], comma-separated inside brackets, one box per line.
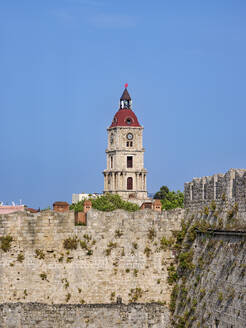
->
[110, 109, 141, 128]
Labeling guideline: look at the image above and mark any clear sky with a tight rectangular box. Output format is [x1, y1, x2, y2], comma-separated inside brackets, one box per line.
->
[1, 0, 246, 208]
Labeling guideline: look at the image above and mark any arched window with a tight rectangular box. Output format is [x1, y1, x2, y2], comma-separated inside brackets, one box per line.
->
[127, 177, 133, 190]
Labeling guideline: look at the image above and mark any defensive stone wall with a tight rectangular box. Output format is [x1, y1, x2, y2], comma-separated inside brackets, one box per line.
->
[172, 205, 246, 328]
[0, 208, 183, 305]
[0, 302, 170, 328]
[184, 169, 246, 211]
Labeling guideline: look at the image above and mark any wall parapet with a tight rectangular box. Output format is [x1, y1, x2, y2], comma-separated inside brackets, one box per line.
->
[184, 169, 246, 210]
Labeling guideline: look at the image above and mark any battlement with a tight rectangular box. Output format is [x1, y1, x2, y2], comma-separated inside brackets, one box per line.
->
[184, 169, 246, 209]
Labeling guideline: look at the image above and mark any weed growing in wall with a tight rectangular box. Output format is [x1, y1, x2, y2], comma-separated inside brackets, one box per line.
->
[105, 242, 117, 256]
[63, 236, 78, 250]
[115, 230, 123, 238]
[144, 246, 151, 257]
[17, 253, 24, 263]
[40, 273, 47, 281]
[0, 235, 13, 252]
[35, 249, 45, 259]
[148, 228, 156, 241]
[128, 287, 143, 302]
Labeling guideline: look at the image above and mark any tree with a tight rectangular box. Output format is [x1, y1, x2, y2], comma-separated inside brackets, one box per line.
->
[154, 186, 184, 210]
[153, 185, 169, 200]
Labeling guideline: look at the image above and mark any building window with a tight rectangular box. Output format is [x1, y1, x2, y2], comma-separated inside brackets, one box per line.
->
[126, 118, 132, 125]
[127, 177, 133, 190]
[127, 156, 133, 168]
[110, 156, 113, 168]
[126, 142, 133, 147]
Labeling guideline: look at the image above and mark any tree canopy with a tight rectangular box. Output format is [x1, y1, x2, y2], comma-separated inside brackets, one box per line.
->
[154, 186, 184, 210]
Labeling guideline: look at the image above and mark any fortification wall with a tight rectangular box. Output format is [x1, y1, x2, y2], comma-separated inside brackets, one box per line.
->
[0, 302, 170, 328]
[172, 207, 246, 328]
[184, 169, 246, 211]
[0, 208, 183, 305]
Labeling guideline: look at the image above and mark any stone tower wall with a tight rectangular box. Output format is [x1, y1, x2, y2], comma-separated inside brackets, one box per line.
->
[104, 125, 147, 200]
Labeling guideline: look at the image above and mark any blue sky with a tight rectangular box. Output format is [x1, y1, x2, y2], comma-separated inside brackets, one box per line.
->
[1, 0, 246, 208]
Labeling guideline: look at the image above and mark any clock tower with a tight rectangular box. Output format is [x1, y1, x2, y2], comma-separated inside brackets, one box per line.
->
[103, 84, 148, 201]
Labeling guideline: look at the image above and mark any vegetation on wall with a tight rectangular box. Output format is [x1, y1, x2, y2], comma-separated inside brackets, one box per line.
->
[70, 194, 139, 212]
[69, 201, 84, 213]
[154, 186, 184, 210]
[0, 235, 13, 252]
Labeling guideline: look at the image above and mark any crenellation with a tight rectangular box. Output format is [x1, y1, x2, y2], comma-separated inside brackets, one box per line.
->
[184, 169, 246, 209]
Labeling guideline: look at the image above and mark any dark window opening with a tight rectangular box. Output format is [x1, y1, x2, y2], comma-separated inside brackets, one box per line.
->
[110, 156, 113, 169]
[127, 156, 133, 168]
[126, 118, 132, 125]
[127, 177, 133, 190]
[130, 141, 133, 147]
[126, 142, 129, 147]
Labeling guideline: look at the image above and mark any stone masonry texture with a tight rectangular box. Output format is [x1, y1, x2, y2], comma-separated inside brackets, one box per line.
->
[0, 302, 170, 328]
[0, 208, 183, 305]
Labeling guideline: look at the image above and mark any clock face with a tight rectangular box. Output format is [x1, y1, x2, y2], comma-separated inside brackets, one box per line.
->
[127, 133, 133, 140]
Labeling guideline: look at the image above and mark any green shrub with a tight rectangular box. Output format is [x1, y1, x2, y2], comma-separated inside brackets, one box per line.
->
[87, 249, 93, 256]
[144, 246, 151, 257]
[178, 250, 194, 274]
[115, 229, 123, 238]
[128, 287, 143, 302]
[62, 278, 69, 289]
[91, 194, 139, 212]
[0, 235, 13, 252]
[80, 240, 88, 250]
[148, 228, 156, 240]
[160, 236, 174, 250]
[63, 236, 78, 250]
[70, 201, 84, 213]
[154, 186, 184, 210]
[40, 273, 47, 281]
[218, 292, 223, 303]
[110, 291, 115, 301]
[167, 263, 178, 284]
[210, 200, 216, 212]
[227, 209, 234, 220]
[65, 293, 71, 302]
[105, 242, 117, 256]
[17, 253, 24, 263]
[203, 206, 209, 216]
[169, 284, 178, 313]
[35, 249, 45, 259]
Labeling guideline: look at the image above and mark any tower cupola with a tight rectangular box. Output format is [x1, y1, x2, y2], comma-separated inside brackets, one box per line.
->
[120, 83, 132, 109]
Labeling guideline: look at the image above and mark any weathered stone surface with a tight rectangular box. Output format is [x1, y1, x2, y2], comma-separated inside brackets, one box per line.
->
[0, 208, 183, 305]
[173, 207, 246, 328]
[0, 302, 170, 328]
